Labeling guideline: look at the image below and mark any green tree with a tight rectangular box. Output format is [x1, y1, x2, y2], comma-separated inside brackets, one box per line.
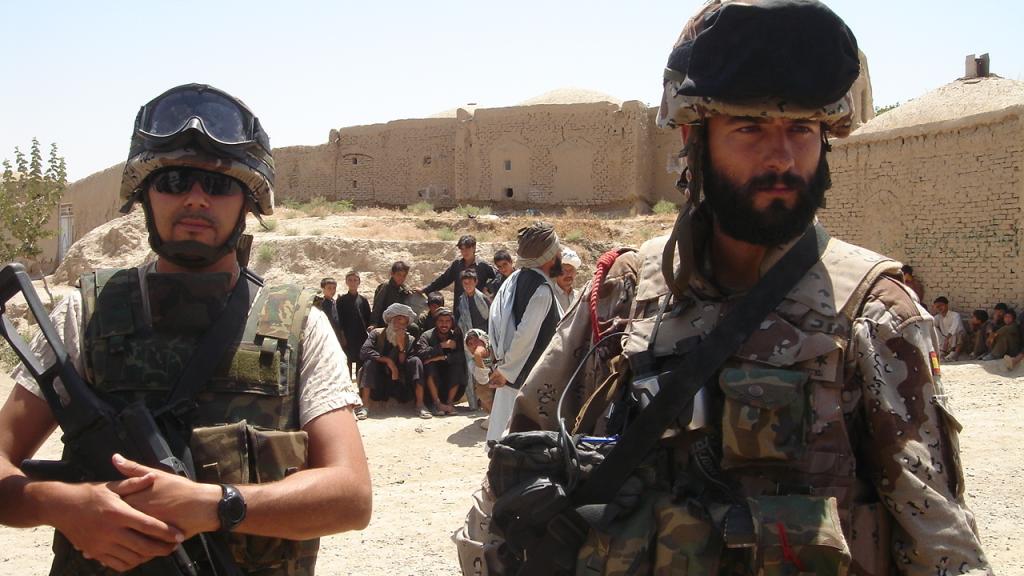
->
[0, 139, 67, 263]
[874, 102, 900, 116]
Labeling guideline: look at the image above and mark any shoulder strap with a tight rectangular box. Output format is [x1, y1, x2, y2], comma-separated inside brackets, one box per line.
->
[160, 268, 264, 411]
[517, 225, 826, 576]
[575, 225, 825, 505]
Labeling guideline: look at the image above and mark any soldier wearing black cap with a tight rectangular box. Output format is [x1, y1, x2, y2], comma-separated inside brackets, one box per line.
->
[456, 2, 990, 574]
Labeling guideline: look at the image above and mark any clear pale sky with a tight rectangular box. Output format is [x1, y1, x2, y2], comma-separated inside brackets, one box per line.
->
[2, 0, 1021, 181]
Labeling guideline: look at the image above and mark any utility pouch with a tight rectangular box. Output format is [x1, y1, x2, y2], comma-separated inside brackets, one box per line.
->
[719, 367, 808, 469]
[486, 432, 615, 575]
[747, 495, 851, 576]
[487, 431, 607, 498]
[190, 421, 318, 569]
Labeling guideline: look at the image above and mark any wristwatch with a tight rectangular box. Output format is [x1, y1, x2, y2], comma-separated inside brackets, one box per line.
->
[217, 484, 247, 532]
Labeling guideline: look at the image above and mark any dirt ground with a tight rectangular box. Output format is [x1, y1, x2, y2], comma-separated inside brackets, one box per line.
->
[0, 360, 1020, 575]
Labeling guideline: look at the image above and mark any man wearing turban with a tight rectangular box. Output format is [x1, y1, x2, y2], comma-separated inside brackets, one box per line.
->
[485, 222, 564, 442]
[359, 303, 431, 418]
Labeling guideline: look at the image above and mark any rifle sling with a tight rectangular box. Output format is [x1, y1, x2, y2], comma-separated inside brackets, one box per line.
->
[161, 267, 263, 412]
[574, 225, 824, 505]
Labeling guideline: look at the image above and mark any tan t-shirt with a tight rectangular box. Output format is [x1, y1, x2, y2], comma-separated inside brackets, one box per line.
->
[12, 283, 360, 428]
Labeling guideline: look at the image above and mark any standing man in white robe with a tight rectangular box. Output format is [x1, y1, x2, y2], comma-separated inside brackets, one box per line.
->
[486, 222, 563, 443]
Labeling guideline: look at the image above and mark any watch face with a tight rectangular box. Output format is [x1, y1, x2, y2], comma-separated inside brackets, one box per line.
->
[220, 485, 246, 530]
[225, 495, 245, 521]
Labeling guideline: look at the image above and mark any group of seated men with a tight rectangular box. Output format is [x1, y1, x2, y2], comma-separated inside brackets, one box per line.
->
[932, 297, 1023, 369]
[315, 233, 583, 419]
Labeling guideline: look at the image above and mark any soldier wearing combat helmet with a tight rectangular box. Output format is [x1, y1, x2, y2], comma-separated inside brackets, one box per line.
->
[456, 2, 991, 575]
[1, 84, 371, 574]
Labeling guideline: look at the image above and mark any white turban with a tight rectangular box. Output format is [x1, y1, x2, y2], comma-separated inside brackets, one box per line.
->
[561, 247, 582, 269]
[382, 303, 417, 324]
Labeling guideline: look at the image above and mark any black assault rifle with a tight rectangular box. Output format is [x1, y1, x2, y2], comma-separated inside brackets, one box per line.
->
[0, 263, 239, 576]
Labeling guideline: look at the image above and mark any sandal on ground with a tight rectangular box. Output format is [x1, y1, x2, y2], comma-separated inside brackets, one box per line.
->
[418, 406, 433, 419]
[354, 406, 368, 420]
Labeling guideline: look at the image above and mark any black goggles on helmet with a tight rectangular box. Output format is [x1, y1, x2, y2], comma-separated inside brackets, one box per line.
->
[148, 167, 248, 198]
[136, 85, 270, 151]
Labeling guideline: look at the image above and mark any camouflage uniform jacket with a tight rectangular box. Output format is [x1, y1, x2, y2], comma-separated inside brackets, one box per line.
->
[469, 222, 991, 575]
[52, 267, 320, 576]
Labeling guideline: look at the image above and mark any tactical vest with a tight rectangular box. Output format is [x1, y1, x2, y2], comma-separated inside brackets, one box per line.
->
[50, 267, 321, 576]
[577, 231, 903, 576]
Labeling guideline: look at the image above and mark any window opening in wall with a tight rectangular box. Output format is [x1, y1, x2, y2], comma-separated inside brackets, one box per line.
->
[352, 180, 357, 188]
[504, 160, 512, 171]
[352, 157, 358, 165]
[423, 156, 432, 166]
[504, 187, 514, 198]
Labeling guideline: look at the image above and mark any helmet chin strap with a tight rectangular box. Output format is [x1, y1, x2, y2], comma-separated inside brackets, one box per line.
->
[140, 192, 247, 270]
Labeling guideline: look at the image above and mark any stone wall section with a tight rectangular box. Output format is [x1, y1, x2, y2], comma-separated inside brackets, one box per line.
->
[272, 101, 681, 210]
[824, 108, 1024, 312]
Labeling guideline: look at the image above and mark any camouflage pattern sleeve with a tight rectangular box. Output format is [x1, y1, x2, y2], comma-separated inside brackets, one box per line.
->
[848, 277, 992, 575]
[509, 281, 598, 433]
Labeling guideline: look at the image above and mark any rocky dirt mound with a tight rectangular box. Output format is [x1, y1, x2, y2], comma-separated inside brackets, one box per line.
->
[43, 208, 672, 304]
[52, 211, 152, 284]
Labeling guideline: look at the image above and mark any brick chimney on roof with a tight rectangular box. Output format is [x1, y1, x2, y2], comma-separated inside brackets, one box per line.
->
[964, 53, 991, 79]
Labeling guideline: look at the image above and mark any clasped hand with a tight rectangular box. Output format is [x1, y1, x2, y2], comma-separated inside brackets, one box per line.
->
[57, 453, 219, 572]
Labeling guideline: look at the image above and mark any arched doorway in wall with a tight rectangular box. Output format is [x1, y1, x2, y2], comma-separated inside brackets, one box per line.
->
[490, 138, 530, 203]
[552, 138, 595, 203]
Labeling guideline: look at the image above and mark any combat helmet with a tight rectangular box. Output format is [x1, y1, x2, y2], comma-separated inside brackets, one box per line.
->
[120, 84, 275, 268]
[655, 0, 861, 298]
[658, 0, 861, 203]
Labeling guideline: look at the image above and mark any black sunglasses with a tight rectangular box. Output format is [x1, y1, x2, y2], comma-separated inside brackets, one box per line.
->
[148, 168, 247, 197]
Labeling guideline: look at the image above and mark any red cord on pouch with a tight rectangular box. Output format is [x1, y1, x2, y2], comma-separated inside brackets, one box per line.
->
[777, 522, 806, 571]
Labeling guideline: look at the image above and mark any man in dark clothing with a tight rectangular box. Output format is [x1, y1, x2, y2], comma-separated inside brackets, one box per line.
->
[371, 261, 414, 328]
[417, 291, 445, 336]
[338, 271, 372, 380]
[359, 303, 430, 419]
[484, 249, 515, 297]
[316, 277, 342, 341]
[956, 309, 991, 360]
[984, 308, 1022, 360]
[984, 303, 1009, 353]
[421, 235, 498, 304]
[414, 308, 466, 415]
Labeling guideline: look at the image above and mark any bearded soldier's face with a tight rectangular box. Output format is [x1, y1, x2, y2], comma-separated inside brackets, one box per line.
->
[702, 116, 828, 246]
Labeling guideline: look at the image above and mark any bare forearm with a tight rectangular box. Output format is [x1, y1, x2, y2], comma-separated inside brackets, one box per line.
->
[235, 465, 371, 539]
[0, 459, 58, 528]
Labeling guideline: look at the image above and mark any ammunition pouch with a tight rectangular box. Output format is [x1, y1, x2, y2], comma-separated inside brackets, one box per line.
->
[190, 421, 319, 573]
[577, 493, 852, 576]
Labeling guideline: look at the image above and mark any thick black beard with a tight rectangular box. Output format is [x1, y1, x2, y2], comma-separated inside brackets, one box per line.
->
[702, 153, 829, 246]
[548, 257, 564, 279]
